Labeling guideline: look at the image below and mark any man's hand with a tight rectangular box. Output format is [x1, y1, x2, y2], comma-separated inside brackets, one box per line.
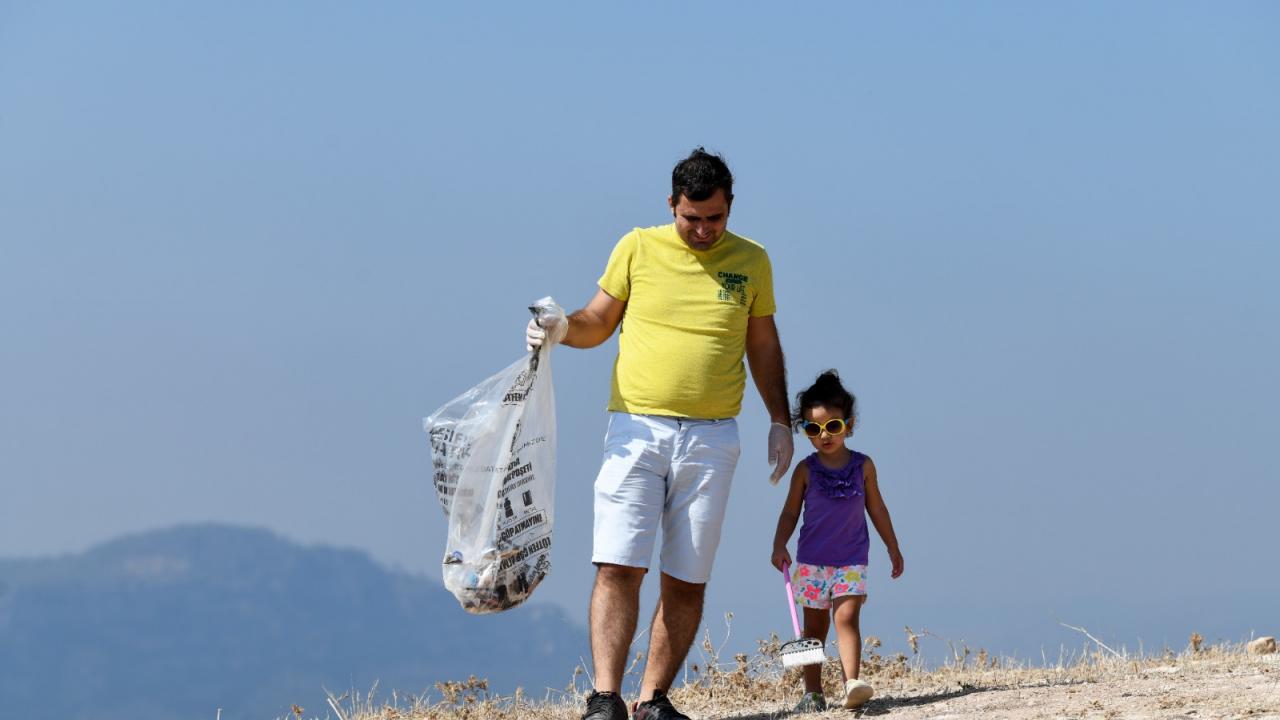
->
[767, 422, 794, 485]
[889, 548, 905, 579]
[525, 297, 567, 351]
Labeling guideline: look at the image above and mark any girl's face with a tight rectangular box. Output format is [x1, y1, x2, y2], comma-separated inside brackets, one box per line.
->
[802, 403, 851, 456]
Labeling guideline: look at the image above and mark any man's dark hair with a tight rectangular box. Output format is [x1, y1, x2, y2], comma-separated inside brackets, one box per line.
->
[671, 147, 734, 205]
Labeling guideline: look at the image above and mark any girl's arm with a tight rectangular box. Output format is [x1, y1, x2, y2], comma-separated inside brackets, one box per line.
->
[863, 456, 904, 578]
[770, 462, 808, 571]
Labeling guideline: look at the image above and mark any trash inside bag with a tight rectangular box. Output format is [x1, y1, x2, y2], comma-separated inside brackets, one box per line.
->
[424, 297, 560, 614]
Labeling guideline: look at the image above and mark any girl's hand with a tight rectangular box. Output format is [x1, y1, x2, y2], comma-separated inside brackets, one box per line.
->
[889, 549, 904, 579]
[771, 546, 792, 572]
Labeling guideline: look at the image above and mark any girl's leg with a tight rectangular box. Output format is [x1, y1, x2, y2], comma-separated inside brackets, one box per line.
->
[800, 606, 830, 693]
[831, 595, 865, 681]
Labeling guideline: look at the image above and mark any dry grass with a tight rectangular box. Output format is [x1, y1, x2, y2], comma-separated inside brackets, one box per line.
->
[315, 622, 1280, 720]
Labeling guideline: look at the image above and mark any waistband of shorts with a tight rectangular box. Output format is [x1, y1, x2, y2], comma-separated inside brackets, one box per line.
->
[611, 412, 735, 426]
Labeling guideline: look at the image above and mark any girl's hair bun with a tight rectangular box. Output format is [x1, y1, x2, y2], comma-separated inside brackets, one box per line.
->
[791, 369, 858, 430]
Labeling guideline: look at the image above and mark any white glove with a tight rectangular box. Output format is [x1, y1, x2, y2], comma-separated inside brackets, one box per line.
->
[767, 421, 794, 485]
[525, 296, 567, 351]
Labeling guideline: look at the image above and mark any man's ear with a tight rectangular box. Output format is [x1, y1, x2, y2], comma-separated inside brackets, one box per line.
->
[667, 195, 675, 211]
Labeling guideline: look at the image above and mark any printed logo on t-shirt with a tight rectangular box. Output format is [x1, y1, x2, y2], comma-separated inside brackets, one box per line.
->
[716, 271, 749, 306]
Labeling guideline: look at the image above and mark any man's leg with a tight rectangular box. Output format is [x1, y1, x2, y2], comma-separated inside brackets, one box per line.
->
[589, 413, 673, 692]
[589, 563, 646, 692]
[640, 418, 739, 703]
[637, 572, 705, 701]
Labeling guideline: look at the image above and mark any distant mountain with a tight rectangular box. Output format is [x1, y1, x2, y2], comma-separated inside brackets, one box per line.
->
[0, 524, 588, 720]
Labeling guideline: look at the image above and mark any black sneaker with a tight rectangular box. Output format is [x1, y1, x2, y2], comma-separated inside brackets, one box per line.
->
[633, 690, 690, 720]
[582, 690, 628, 720]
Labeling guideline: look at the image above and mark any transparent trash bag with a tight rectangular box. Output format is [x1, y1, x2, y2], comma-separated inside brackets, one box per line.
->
[423, 298, 560, 614]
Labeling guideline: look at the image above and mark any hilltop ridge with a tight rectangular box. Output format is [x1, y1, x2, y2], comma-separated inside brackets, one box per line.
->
[0, 524, 587, 720]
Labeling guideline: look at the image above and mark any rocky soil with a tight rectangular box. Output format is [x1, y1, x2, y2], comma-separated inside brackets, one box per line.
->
[337, 642, 1280, 720]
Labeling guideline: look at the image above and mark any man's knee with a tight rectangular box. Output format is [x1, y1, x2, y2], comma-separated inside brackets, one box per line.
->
[659, 572, 706, 604]
[595, 562, 647, 592]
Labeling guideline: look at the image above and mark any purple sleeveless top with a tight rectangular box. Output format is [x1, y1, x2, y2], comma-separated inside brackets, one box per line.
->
[795, 451, 870, 567]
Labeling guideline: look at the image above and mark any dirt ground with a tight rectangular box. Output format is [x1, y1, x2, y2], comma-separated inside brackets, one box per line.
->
[704, 655, 1280, 719]
[678, 645, 1280, 720]
[342, 644, 1280, 720]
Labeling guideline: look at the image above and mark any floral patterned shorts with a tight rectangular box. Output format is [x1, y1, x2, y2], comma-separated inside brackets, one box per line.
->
[791, 562, 868, 610]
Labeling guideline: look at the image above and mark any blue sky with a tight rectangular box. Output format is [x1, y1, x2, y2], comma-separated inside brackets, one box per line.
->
[3, 1, 1278, 668]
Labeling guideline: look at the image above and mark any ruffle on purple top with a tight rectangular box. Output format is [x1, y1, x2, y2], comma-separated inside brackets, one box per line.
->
[806, 452, 864, 500]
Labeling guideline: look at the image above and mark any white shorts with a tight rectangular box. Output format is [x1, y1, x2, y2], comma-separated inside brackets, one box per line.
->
[592, 412, 741, 584]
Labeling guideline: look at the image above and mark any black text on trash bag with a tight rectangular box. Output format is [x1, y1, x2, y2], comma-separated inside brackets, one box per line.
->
[423, 324, 557, 614]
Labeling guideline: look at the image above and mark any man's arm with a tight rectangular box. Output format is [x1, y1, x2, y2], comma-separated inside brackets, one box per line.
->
[745, 314, 789, 423]
[561, 288, 626, 349]
[746, 314, 794, 484]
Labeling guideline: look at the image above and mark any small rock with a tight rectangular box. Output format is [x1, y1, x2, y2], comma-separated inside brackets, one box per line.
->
[1248, 636, 1277, 654]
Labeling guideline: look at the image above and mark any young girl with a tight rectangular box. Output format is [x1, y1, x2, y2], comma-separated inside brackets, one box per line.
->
[771, 370, 904, 711]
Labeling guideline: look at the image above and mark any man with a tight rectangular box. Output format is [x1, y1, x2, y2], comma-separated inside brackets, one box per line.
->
[526, 148, 792, 720]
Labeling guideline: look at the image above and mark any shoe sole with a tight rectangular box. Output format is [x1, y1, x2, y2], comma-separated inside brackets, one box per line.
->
[843, 684, 874, 708]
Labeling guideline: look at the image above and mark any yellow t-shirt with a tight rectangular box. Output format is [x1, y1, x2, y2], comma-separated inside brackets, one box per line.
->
[597, 223, 776, 419]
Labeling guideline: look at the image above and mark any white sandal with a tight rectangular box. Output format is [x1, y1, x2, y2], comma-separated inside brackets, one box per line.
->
[843, 678, 874, 708]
